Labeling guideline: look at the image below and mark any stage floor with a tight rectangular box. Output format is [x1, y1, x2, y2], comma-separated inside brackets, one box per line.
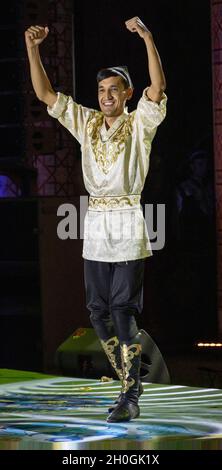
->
[0, 369, 222, 450]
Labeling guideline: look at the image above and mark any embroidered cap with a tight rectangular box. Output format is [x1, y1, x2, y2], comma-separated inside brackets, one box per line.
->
[97, 65, 133, 89]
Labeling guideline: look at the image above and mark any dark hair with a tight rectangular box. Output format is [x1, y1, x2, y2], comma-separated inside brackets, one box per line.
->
[97, 67, 133, 89]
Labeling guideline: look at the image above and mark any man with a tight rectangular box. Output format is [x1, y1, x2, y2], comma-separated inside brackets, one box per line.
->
[25, 17, 167, 422]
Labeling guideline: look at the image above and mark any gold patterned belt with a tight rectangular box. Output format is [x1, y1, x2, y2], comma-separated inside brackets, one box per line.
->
[88, 195, 141, 211]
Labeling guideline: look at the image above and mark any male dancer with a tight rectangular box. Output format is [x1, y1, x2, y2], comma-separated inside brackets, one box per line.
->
[25, 17, 167, 422]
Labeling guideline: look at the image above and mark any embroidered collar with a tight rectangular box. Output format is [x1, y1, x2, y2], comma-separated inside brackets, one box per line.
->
[100, 112, 129, 142]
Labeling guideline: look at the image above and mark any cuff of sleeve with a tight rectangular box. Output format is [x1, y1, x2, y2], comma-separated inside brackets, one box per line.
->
[142, 87, 167, 106]
[47, 92, 68, 118]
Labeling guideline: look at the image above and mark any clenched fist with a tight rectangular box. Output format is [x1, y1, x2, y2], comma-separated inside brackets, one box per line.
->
[125, 17, 152, 40]
[25, 25, 49, 48]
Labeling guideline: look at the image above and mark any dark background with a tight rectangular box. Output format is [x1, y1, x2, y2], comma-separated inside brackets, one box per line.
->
[0, 0, 218, 385]
[74, 0, 213, 156]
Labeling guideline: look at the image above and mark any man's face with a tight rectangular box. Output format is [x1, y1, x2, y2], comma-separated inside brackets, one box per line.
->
[98, 76, 132, 118]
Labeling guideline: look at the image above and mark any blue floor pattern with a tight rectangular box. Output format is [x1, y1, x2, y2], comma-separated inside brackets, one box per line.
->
[0, 376, 222, 449]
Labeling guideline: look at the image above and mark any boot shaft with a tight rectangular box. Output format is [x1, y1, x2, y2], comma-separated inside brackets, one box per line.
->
[100, 336, 123, 381]
[120, 334, 142, 401]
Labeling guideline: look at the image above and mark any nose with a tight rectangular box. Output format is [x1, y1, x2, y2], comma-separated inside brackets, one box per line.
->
[104, 89, 112, 100]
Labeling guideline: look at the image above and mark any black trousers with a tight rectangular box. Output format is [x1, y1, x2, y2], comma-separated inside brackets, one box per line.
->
[84, 259, 145, 343]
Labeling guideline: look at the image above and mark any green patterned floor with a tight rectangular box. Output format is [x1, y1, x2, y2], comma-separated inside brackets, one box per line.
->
[0, 370, 222, 450]
[0, 369, 55, 385]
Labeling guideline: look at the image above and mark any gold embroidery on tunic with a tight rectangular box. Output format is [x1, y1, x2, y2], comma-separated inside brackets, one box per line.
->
[86, 111, 135, 174]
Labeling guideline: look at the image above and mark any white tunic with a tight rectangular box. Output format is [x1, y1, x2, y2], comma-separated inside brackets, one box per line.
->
[47, 89, 167, 262]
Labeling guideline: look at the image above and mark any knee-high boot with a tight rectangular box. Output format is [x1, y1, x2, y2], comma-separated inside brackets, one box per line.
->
[100, 336, 144, 413]
[89, 312, 125, 410]
[107, 333, 142, 422]
[100, 336, 126, 412]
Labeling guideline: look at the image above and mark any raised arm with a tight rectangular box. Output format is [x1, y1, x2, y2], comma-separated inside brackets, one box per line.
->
[25, 25, 57, 107]
[125, 17, 166, 103]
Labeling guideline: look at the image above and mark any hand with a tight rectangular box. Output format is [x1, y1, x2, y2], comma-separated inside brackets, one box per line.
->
[25, 25, 49, 48]
[125, 17, 152, 40]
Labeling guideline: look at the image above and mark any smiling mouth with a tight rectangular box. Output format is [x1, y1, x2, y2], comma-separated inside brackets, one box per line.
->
[102, 101, 114, 106]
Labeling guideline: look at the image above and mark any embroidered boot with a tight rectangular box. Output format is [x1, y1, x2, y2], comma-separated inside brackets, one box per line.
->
[101, 337, 143, 413]
[107, 333, 142, 422]
[100, 336, 124, 409]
